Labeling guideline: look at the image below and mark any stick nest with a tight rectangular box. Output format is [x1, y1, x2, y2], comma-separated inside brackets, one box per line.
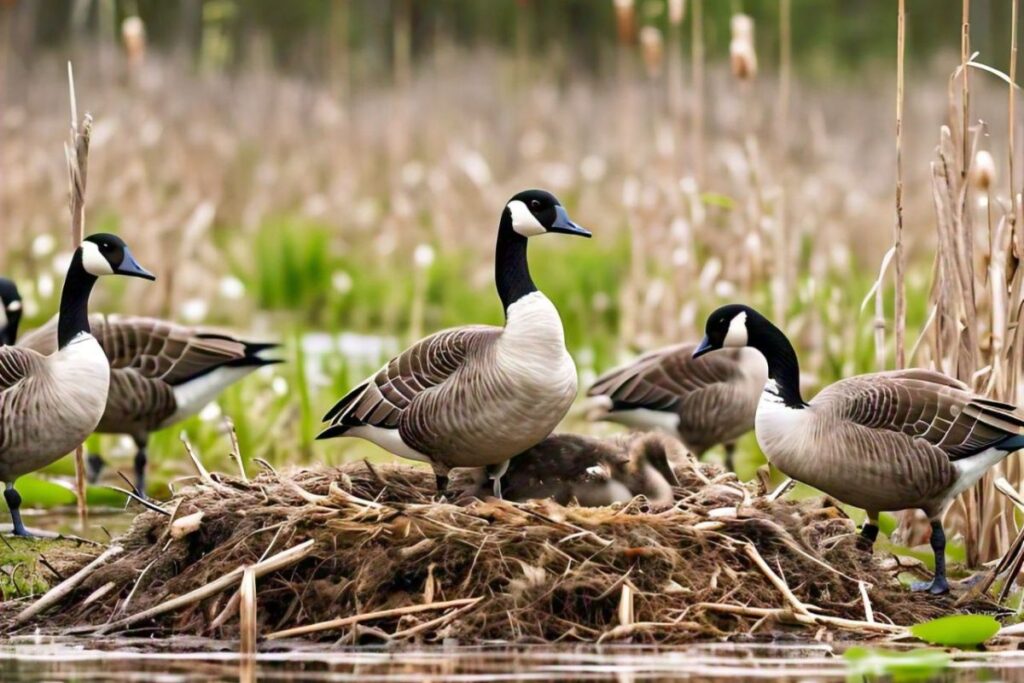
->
[3, 457, 998, 644]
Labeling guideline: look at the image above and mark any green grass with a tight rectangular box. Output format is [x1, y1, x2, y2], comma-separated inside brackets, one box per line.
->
[0, 537, 70, 600]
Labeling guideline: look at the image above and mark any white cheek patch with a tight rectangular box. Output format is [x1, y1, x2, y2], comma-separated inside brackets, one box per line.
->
[6, 301, 20, 312]
[507, 200, 546, 237]
[0, 306, 6, 328]
[80, 241, 114, 276]
[723, 311, 748, 347]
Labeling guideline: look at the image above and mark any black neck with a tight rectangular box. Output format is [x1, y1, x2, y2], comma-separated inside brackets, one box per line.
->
[57, 250, 98, 349]
[2, 313, 19, 345]
[751, 318, 806, 408]
[495, 213, 537, 315]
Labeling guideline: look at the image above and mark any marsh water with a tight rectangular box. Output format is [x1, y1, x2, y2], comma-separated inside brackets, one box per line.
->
[6, 637, 1024, 682]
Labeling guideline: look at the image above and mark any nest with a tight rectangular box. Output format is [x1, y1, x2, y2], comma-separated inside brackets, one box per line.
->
[1, 456, 998, 644]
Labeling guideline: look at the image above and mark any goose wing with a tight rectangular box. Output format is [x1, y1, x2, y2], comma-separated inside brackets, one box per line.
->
[813, 369, 1024, 460]
[588, 343, 748, 412]
[0, 346, 44, 392]
[320, 325, 499, 436]
[20, 315, 264, 386]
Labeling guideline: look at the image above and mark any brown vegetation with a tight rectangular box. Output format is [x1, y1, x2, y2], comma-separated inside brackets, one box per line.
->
[3, 456, 997, 644]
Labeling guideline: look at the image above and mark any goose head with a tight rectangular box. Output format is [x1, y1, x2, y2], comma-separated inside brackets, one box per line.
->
[79, 233, 156, 281]
[694, 304, 805, 406]
[692, 304, 763, 358]
[0, 278, 21, 345]
[503, 189, 591, 239]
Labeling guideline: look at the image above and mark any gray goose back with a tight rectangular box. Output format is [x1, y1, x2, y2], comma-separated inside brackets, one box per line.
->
[587, 343, 766, 454]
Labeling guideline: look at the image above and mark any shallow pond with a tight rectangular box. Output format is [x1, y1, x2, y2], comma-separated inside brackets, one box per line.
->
[4, 638, 1024, 682]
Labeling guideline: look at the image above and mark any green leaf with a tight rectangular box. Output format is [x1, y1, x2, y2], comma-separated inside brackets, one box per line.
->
[13, 476, 76, 508]
[699, 192, 736, 209]
[909, 614, 1000, 647]
[843, 647, 949, 682]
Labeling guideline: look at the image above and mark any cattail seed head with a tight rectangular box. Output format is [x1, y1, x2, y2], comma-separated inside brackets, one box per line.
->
[730, 13, 754, 41]
[972, 150, 997, 191]
[730, 39, 757, 81]
[668, 0, 686, 26]
[121, 16, 146, 66]
[613, 0, 636, 45]
[639, 27, 664, 78]
[729, 14, 756, 81]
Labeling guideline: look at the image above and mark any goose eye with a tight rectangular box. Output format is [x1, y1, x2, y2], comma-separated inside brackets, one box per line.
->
[530, 199, 541, 211]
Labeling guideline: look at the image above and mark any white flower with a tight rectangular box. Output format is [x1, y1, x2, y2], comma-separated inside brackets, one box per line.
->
[580, 155, 607, 183]
[413, 244, 435, 269]
[199, 402, 221, 422]
[218, 276, 245, 300]
[36, 273, 54, 298]
[32, 234, 56, 258]
[331, 271, 353, 295]
[180, 298, 209, 324]
[272, 376, 289, 396]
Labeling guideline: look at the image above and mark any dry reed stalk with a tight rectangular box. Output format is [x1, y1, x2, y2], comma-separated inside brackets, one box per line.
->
[13, 545, 123, 627]
[667, 0, 686, 117]
[691, 0, 705, 184]
[961, 0, 971, 173]
[92, 539, 315, 635]
[1011, 0, 1020, 240]
[64, 62, 91, 531]
[239, 567, 257, 655]
[266, 598, 481, 641]
[894, 0, 907, 368]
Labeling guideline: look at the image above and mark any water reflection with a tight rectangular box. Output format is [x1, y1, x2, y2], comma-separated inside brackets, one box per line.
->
[2, 637, 1013, 682]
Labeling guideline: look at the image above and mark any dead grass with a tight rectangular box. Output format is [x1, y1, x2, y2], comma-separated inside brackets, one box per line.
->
[1, 458, 997, 644]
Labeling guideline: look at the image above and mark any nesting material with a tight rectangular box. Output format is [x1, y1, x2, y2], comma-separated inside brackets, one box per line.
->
[2, 457, 996, 644]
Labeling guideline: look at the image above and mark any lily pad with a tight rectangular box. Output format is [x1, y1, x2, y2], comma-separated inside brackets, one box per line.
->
[909, 614, 1000, 647]
[844, 646, 949, 682]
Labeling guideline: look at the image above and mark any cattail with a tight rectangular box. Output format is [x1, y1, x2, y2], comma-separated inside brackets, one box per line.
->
[121, 16, 146, 67]
[731, 13, 754, 41]
[972, 149, 997, 191]
[668, 0, 686, 26]
[729, 14, 757, 81]
[613, 0, 636, 45]
[639, 27, 664, 78]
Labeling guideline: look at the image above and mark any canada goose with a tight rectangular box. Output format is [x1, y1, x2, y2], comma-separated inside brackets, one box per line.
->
[695, 304, 1024, 594]
[318, 189, 591, 496]
[466, 432, 681, 506]
[17, 315, 280, 496]
[0, 234, 154, 537]
[585, 343, 767, 470]
[0, 278, 22, 346]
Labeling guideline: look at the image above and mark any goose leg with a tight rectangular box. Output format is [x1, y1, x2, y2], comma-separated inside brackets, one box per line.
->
[133, 435, 149, 499]
[4, 482, 33, 538]
[86, 453, 106, 484]
[911, 519, 950, 595]
[723, 442, 737, 472]
[431, 462, 450, 499]
[487, 460, 510, 499]
[858, 511, 880, 552]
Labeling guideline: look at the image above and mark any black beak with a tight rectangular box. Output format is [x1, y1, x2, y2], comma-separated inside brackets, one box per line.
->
[692, 336, 715, 359]
[548, 205, 592, 238]
[116, 248, 156, 281]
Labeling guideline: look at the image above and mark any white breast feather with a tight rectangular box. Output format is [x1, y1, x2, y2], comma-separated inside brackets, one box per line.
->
[498, 292, 576, 391]
[754, 379, 814, 468]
